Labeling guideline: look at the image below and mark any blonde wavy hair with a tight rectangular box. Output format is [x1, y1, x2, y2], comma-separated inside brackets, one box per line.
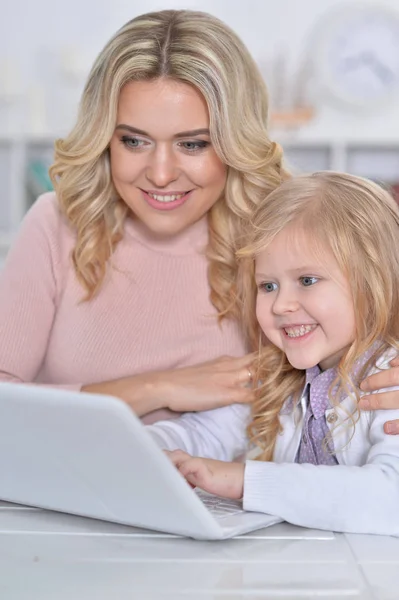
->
[237, 172, 399, 460]
[50, 9, 288, 311]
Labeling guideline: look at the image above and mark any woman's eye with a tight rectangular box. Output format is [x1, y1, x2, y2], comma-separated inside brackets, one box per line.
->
[259, 282, 278, 293]
[121, 136, 146, 149]
[179, 140, 209, 152]
[300, 276, 319, 287]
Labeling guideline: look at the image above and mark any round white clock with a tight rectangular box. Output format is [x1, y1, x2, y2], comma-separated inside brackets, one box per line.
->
[310, 3, 399, 109]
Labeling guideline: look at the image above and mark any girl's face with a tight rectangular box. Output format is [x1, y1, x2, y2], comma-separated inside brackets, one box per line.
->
[109, 78, 227, 238]
[255, 226, 356, 371]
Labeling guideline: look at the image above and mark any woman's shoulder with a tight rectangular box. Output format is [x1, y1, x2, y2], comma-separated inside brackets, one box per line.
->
[1, 192, 77, 301]
[8, 192, 76, 281]
[21, 192, 76, 246]
[25, 191, 67, 227]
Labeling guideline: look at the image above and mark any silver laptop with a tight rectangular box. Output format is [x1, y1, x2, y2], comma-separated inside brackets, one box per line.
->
[0, 382, 282, 540]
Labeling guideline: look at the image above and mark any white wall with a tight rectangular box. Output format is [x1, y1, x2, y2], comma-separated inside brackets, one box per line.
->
[1, 0, 399, 141]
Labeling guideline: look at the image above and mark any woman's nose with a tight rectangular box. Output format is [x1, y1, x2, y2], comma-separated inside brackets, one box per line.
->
[145, 145, 179, 188]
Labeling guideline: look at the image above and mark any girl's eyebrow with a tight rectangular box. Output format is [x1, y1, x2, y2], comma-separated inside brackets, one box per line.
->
[254, 266, 325, 282]
[115, 124, 210, 138]
[287, 266, 322, 275]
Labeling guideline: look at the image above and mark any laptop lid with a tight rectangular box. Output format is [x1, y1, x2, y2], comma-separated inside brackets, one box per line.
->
[0, 383, 223, 539]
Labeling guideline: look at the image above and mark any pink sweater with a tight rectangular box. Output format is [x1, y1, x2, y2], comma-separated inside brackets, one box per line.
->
[0, 193, 247, 420]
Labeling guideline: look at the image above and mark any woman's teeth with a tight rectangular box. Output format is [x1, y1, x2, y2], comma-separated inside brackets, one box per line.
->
[148, 192, 186, 203]
[284, 324, 317, 338]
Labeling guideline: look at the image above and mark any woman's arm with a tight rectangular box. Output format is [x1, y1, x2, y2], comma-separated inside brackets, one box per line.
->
[0, 196, 68, 386]
[82, 354, 255, 417]
[0, 195, 254, 416]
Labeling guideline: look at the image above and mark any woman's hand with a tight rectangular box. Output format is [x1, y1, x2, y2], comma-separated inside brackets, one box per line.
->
[82, 353, 255, 417]
[166, 449, 245, 499]
[360, 356, 399, 434]
[158, 354, 255, 413]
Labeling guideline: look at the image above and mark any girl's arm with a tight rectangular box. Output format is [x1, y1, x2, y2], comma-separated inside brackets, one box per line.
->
[146, 402, 251, 461]
[243, 407, 399, 536]
[243, 457, 399, 537]
[244, 357, 399, 535]
[165, 354, 399, 536]
[167, 409, 399, 536]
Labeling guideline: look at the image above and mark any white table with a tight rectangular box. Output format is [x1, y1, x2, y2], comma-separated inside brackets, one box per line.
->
[1, 500, 399, 599]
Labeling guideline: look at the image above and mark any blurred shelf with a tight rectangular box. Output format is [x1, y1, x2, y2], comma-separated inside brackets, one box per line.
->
[0, 136, 399, 259]
[0, 233, 14, 249]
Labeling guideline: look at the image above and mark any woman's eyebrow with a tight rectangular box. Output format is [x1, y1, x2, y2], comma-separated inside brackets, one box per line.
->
[115, 124, 210, 138]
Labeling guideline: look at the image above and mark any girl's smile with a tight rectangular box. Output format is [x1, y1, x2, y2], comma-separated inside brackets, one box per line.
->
[282, 323, 318, 340]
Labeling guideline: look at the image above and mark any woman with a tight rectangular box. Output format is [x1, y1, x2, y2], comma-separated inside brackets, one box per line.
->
[0, 9, 398, 429]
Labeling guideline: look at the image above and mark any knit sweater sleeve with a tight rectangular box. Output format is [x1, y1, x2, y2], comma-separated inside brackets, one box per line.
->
[243, 355, 399, 536]
[0, 193, 80, 391]
[243, 424, 399, 536]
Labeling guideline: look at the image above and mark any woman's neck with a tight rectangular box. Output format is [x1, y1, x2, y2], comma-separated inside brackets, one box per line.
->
[124, 214, 209, 256]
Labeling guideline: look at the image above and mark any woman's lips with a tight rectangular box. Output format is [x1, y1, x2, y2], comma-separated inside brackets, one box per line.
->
[141, 189, 193, 211]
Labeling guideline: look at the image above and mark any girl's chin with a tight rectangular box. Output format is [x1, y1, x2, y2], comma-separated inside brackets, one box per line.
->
[284, 350, 320, 371]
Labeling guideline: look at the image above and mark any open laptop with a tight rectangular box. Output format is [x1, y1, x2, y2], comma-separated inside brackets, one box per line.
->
[0, 382, 282, 540]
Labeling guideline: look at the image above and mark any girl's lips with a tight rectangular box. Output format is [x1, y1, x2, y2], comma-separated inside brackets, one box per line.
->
[141, 190, 193, 211]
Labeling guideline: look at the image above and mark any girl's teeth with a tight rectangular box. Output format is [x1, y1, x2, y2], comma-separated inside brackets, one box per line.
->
[284, 325, 316, 338]
[148, 193, 185, 203]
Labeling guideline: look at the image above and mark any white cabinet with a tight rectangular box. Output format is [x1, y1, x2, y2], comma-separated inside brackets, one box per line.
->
[284, 142, 399, 183]
[0, 141, 13, 234]
[284, 141, 399, 202]
[0, 136, 55, 262]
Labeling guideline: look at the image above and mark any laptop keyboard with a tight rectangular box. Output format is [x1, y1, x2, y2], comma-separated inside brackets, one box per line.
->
[195, 489, 245, 519]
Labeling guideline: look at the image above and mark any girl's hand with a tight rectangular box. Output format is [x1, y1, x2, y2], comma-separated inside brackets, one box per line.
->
[360, 356, 399, 434]
[166, 449, 245, 499]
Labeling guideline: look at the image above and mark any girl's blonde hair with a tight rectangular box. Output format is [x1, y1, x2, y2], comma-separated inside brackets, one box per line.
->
[237, 172, 399, 460]
[50, 9, 287, 311]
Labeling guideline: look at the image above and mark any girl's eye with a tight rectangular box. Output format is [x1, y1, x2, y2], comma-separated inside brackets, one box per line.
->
[300, 276, 319, 287]
[179, 140, 209, 152]
[259, 282, 278, 293]
[121, 135, 147, 149]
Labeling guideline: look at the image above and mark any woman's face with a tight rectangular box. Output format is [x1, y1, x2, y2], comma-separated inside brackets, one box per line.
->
[109, 78, 227, 237]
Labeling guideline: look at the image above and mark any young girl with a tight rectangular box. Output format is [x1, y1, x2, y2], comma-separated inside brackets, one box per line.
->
[147, 171, 399, 536]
